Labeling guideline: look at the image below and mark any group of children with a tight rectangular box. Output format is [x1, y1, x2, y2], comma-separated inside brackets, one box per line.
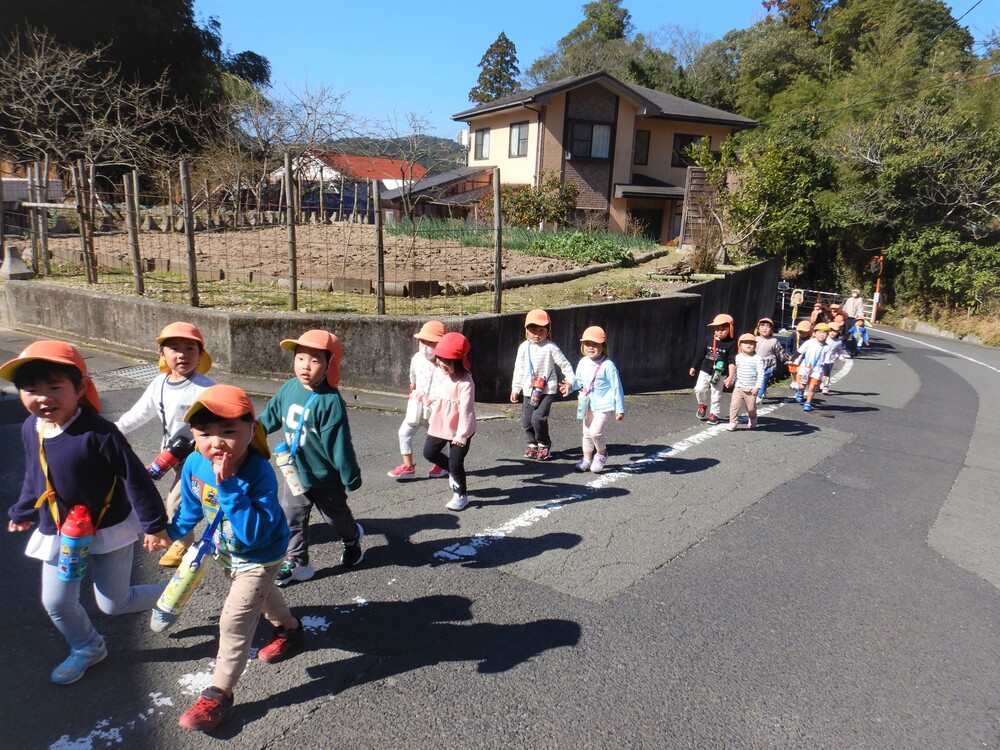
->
[692, 304, 864, 427]
[2, 322, 370, 732]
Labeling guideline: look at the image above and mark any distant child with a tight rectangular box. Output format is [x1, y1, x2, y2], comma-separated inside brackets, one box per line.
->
[728, 333, 765, 431]
[388, 320, 449, 481]
[794, 323, 830, 412]
[809, 302, 828, 326]
[848, 317, 870, 356]
[822, 322, 846, 394]
[116, 322, 214, 567]
[259, 330, 363, 586]
[561, 326, 625, 473]
[842, 289, 865, 329]
[689, 313, 737, 424]
[753, 317, 788, 403]
[152, 385, 303, 732]
[510, 309, 575, 461]
[2, 341, 169, 685]
[786, 319, 812, 396]
[423, 333, 477, 512]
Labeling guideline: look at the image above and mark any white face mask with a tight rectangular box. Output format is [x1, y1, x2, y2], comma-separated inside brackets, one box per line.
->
[420, 344, 435, 361]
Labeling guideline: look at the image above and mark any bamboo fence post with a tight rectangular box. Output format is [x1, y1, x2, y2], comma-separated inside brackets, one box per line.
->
[285, 152, 298, 311]
[493, 167, 503, 314]
[38, 160, 51, 275]
[179, 159, 199, 306]
[27, 164, 40, 273]
[73, 160, 95, 284]
[204, 178, 213, 228]
[374, 179, 385, 315]
[123, 175, 144, 295]
[165, 173, 175, 231]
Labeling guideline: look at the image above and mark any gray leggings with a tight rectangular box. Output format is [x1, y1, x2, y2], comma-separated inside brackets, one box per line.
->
[41, 543, 165, 650]
[522, 394, 556, 447]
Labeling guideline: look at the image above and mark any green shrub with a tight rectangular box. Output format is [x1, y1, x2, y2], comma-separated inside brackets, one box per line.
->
[524, 231, 651, 265]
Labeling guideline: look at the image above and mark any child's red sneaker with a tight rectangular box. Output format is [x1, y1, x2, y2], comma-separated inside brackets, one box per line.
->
[258, 622, 305, 663]
[179, 687, 233, 732]
[523, 445, 538, 459]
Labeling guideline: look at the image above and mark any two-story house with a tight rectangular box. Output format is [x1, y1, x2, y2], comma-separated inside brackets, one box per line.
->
[451, 71, 756, 244]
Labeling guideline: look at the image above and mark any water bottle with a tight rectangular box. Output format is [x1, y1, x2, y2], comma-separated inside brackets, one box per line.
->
[529, 375, 547, 407]
[57, 505, 95, 582]
[710, 359, 725, 385]
[274, 441, 307, 496]
[155, 539, 214, 616]
[576, 393, 590, 420]
[147, 436, 195, 480]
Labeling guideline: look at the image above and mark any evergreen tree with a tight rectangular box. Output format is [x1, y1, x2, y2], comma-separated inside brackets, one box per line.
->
[469, 32, 521, 104]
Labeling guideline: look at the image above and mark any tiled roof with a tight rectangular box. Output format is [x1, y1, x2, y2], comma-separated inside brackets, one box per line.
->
[381, 165, 493, 201]
[312, 152, 429, 181]
[452, 72, 756, 128]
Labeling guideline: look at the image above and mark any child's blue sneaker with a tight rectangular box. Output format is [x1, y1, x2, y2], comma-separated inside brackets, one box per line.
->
[795, 391, 804, 403]
[802, 402, 814, 412]
[51, 638, 107, 685]
[150, 607, 179, 633]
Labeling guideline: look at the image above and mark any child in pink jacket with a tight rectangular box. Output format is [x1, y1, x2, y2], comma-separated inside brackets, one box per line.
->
[423, 333, 477, 512]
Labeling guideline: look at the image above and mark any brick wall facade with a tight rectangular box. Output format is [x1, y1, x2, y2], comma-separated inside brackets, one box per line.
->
[563, 84, 618, 212]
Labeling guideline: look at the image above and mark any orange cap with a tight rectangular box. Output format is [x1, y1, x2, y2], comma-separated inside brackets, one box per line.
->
[828, 321, 843, 331]
[280, 330, 343, 388]
[795, 320, 813, 332]
[433, 332, 471, 370]
[525, 309, 551, 328]
[580, 326, 606, 344]
[413, 320, 447, 343]
[156, 321, 212, 374]
[757, 317, 774, 327]
[707, 313, 734, 339]
[0, 340, 100, 412]
[183, 384, 269, 458]
[738, 333, 757, 344]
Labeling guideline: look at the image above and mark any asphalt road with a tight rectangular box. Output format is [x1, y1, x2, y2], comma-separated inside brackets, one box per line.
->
[0, 326, 998, 750]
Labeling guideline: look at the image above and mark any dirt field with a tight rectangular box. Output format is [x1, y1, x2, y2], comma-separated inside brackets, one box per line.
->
[46, 223, 584, 283]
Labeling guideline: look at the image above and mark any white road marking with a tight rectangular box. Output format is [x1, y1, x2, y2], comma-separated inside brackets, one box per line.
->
[875, 328, 1000, 374]
[434, 359, 853, 561]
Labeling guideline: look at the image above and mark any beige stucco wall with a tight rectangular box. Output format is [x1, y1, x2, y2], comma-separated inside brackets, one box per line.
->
[632, 120, 733, 186]
[609, 98, 638, 232]
[465, 108, 541, 185]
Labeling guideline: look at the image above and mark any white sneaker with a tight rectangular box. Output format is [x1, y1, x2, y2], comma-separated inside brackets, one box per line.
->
[590, 454, 608, 474]
[275, 559, 315, 587]
[727, 422, 738, 431]
[575, 457, 592, 472]
[446, 493, 469, 511]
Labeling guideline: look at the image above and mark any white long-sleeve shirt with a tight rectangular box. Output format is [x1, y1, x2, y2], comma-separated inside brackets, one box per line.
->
[511, 339, 575, 396]
[115, 371, 215, 448]
[733, 353, 765, 391]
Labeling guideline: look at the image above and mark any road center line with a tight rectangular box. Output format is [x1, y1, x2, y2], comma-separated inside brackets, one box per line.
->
[434, 359, 853, 561]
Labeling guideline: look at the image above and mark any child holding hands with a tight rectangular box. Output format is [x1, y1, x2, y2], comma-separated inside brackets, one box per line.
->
[510, 309, 574, 461]
[561, 326, 624, 474]
[727, 333, 765, 430]
[388, 320, 449, 481]
[152, 385, 303, 732]
[689, 313, 737, 424]
[2, 341, 169, 685]
[423, 333, 477, 511]
[115, 321, 214, 567]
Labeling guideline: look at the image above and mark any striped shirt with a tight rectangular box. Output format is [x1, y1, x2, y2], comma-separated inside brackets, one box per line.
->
[733, 353, 765, 391]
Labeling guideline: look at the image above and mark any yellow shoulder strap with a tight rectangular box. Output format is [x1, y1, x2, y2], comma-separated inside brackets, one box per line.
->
[34, 425, 116, 529]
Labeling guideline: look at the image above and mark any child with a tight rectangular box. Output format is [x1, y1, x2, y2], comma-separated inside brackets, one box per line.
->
[510, 309, 574, 461]
[152, 385, 303, 732]
[842, 289, 865, 329]
[753, 317, 788, 403]
[388, 320, 449, 481]
[786, 319, 812, 396]
[794, 323, 830, 412]
[116, 321, 214, 567]
[423, 333, 477, 511]
[689, 313, 737, 424]
[822, 322, 846, 394]
[728, 333, 765, 431]
[2, 341, 169, 685]
[259, 330, 364, 585]
[848, 317, 870, 356]
[561, 326, 625, 474]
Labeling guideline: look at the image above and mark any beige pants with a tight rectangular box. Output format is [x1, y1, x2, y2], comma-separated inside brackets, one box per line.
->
[729, 388, 758, 424]
[214, 563, 294, 691]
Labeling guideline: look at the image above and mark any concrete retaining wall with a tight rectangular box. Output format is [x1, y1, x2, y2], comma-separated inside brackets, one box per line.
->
[0, 256, 780, 401]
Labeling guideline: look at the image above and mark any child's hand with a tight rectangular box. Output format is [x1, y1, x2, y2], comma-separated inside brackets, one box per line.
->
[7, 520, 33, 533]
[143, 530, 171, 552]
[689, 367, 697, 378]
[558, 381, 571, 397]
[213, 452, 236, 483]
[724, 376, 734, 388]
[451, 439, 465, 448]
[614, 413, 624, 421]
[510, 391, 520, 404]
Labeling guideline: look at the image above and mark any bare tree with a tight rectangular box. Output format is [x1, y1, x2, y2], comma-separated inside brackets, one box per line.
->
[0, 29, 192, 172]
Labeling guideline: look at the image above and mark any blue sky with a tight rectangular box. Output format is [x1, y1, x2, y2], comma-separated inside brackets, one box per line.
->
[194, 0, 997, 138]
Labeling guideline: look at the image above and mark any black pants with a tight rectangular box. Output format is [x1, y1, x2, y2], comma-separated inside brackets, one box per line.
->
[280, 481, 358, 565]
[522, 393, 555, 447]
[423, 434, 473, 494]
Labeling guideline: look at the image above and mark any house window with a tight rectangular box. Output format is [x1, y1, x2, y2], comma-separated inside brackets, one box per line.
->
[509, 121, 529, 158]
[569, 121, 612, 159]
[474, 128, 490, 160]
[672, 134, 703, 167]
[633, 130, 650, 165]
